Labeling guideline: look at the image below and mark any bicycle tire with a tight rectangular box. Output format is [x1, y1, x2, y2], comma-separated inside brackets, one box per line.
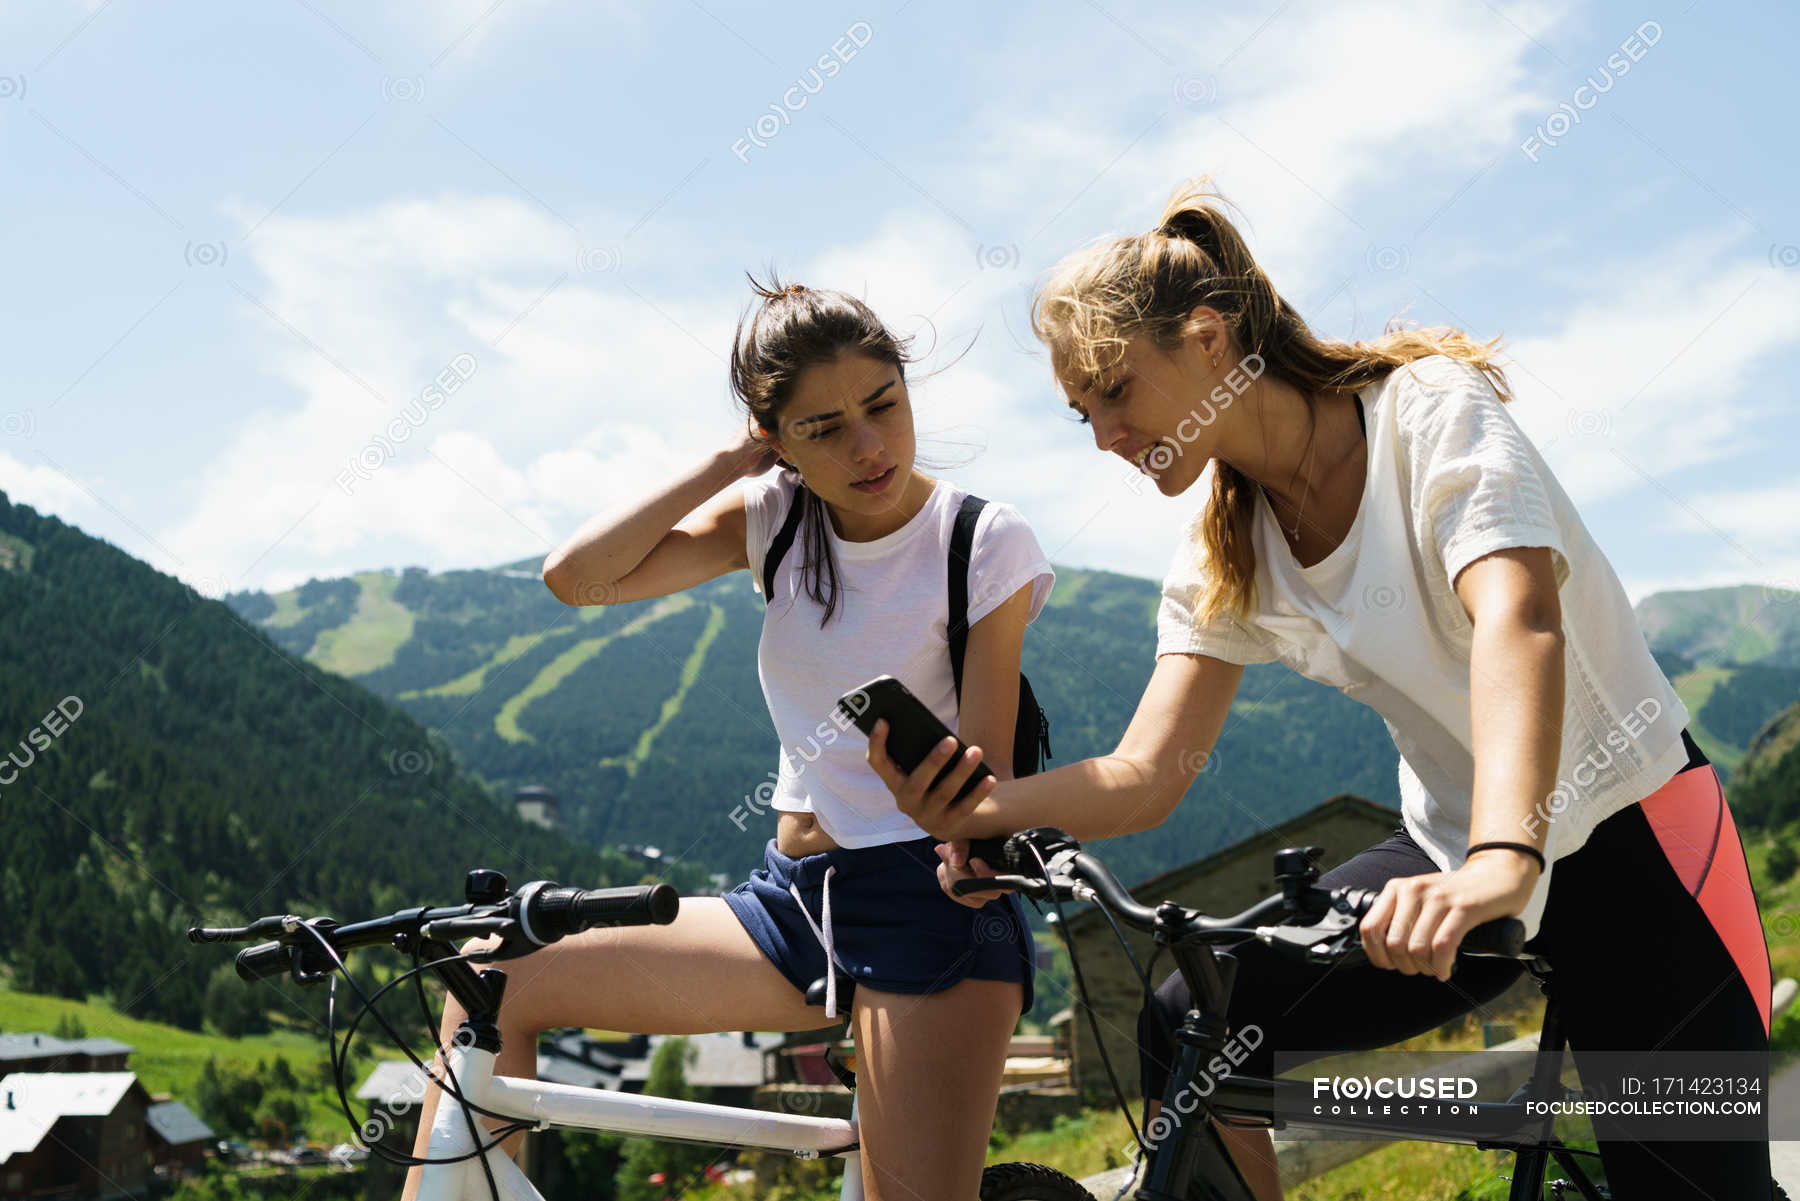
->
[979, 1160, 1099, 1200]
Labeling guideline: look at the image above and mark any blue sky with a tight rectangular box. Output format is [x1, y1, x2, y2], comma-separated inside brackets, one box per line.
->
[2, 0, 1796, 604]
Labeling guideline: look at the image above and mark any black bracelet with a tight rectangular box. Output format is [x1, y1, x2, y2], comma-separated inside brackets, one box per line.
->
[1465, 841, 1546, 872]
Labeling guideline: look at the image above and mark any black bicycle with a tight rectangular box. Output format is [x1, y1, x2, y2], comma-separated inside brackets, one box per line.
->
[960, 826, 1785, 1201]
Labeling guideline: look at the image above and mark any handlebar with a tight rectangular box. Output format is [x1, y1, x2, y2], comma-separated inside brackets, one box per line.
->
[960, 829, 1527, 961]
[189, 873, 681, 987]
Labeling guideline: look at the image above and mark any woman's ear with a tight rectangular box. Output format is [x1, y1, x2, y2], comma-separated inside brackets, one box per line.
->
[1183, 304, 1230, 358]
[748, 414, 782, 457]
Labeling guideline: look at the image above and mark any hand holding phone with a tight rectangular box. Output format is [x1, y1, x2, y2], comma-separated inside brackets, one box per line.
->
[837, 675, 993, 806]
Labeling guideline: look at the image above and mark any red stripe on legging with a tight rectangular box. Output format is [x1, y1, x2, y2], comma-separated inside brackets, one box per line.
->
[1638, 764, 1773, 1036]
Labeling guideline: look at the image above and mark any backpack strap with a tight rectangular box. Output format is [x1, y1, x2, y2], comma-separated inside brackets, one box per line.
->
[947, 494, 986, 699]
[761, 483, 808, 603]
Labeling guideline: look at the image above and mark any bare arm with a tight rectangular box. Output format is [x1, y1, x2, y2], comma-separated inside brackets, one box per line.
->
[542, 436, 776, 606]
[1360, 545, 1564, 980]
[874, 650, 1245, 843]
[954, 582, 1035, 783]
[1458, 547, 1565, 850]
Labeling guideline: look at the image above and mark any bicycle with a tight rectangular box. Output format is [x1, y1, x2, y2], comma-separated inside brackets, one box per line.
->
[189, 870, 1098, 1201]
[954, 827, 1786, 1201]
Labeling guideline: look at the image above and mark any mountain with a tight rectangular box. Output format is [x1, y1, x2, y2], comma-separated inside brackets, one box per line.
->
[1636, 585, 1800, 670]
[224, 557, 1402, 890]
[1634, 585, 1800, 777]
[225, 567, 1800, 887]
[0, 493, 668, 1034]
[1730, 698, 1800, 830]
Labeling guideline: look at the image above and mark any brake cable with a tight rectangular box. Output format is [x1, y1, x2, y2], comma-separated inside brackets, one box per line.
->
[1029, 840, 1149, 1161]
[292, 920, 525, 1200]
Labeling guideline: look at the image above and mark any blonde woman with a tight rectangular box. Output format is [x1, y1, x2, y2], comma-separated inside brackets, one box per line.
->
[871, 182, 1772, 1200]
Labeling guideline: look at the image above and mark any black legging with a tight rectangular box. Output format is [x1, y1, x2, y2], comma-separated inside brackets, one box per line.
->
[1137, 735, 1773, 1199]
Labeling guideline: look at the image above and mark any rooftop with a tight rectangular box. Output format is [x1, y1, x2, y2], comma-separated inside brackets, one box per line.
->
[0, 1072, 142, 1161]
[145, 1100, 214, 1147]
[0, 1033, 136, 1062]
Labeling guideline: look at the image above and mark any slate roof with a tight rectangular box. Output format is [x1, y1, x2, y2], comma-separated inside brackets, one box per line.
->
[146, 1100, 214, 1146]
[0, 1033, 135, 1063]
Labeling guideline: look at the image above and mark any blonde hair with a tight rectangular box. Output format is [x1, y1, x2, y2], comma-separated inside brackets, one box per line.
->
[1032, 178, 1511, 624]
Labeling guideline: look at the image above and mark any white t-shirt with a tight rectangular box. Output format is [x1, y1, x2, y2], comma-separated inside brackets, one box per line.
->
[745, 471, 1056, 848]
[1156, 355, 1689, 938]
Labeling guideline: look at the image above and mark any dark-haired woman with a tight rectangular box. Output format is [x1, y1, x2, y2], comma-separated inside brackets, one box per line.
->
[403, 280, 1053, 1201]
[870, 184, 1772, 1199]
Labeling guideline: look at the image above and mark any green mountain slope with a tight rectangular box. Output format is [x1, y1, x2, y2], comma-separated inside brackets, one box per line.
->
[225, 565, 1800, 888]
[227, 559, 1399, 888]
[1729, 700, 1800, 830]
[0, 492, 664, 1033]
[1636, 585, 1800, 668]
[1635, 586, 1800, 778]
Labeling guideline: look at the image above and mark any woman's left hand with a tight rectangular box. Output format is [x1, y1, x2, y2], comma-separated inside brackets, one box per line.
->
[865, 719, 997, 841]
[1359, 852, 1540, 981]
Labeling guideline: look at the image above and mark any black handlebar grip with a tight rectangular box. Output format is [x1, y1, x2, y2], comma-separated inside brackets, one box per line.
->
[574, 883, 678, 930]
[234, 941, 292, 983]
[189, 927, 238, 944]
[1458, 916, 1527, 958]
[523, 883, 680, 941]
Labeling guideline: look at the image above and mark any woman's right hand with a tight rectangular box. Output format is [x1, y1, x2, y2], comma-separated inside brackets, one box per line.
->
[934, 840, 1008, 907]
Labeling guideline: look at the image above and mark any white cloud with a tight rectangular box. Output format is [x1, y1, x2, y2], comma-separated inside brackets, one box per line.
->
[136, 0, 1800, 606]
[1502, 227, 1800, 509]
[0, 450, 99, 525]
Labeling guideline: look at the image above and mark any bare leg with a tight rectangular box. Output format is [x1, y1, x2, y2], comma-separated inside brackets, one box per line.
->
[1143, 1098, 1282, 1201]
[850, 977, 1021, 1201]
[400, 897, 823, 1201]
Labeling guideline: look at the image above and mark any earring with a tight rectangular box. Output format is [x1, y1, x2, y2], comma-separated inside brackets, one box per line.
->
[1211, 355, 1220, 368]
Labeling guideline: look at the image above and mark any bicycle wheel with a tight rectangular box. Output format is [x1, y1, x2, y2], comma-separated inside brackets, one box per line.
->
[979, 1160, 1099, 1200]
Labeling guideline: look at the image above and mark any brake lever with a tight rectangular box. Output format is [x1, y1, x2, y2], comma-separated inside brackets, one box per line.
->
[418, 915, 513, 944]
[1255, 904, 1368, 966]
[949, 873, 1086, 902]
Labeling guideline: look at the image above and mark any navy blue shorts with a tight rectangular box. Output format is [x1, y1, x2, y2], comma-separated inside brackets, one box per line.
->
[723, 835, 1036, 1014]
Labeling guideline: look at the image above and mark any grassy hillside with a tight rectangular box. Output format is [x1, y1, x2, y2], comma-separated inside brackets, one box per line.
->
[228, 560, 1400, 889]
[0, 491, 676, 1036]
[222, 566, 1800, 893]
[1637, 586, 1800, 783]
[0, 988, 361, 1139]
[1731, 700, 1800, 831]
[1636, 584, 1800, 668]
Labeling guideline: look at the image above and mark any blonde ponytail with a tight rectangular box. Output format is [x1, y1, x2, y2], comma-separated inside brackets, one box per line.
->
[1033, 177, 1509, 622]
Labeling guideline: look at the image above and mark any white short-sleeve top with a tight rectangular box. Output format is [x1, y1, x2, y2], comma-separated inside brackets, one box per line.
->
[1156, 355, 1689, 938]
[744, 471, 1055, 848]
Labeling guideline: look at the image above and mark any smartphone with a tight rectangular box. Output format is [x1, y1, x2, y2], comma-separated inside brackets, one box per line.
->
[837, 675, 994, 805]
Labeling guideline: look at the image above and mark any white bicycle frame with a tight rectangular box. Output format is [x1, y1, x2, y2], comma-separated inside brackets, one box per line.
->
[415, 1041, 865, 1201]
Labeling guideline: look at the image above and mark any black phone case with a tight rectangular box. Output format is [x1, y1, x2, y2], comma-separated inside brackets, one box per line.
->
[838, 675, 994, 805]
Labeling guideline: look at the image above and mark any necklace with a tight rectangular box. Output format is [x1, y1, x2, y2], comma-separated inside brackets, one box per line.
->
[1281, 434, 1319, 543]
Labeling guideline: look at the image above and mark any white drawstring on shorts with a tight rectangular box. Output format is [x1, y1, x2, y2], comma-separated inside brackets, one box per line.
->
[788, 864, 841, 1019]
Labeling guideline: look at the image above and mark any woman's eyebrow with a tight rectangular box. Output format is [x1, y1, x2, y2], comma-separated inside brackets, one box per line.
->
[787, 380, 897, 429]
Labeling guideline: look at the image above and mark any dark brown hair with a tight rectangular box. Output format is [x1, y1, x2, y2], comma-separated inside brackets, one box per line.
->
[730, 274, 917, 624]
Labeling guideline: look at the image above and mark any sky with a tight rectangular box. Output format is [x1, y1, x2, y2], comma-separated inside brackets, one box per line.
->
[2, 0, 1797, 606]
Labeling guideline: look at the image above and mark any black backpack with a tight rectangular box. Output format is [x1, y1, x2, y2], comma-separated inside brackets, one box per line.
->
[761, 487, 1052, 777]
